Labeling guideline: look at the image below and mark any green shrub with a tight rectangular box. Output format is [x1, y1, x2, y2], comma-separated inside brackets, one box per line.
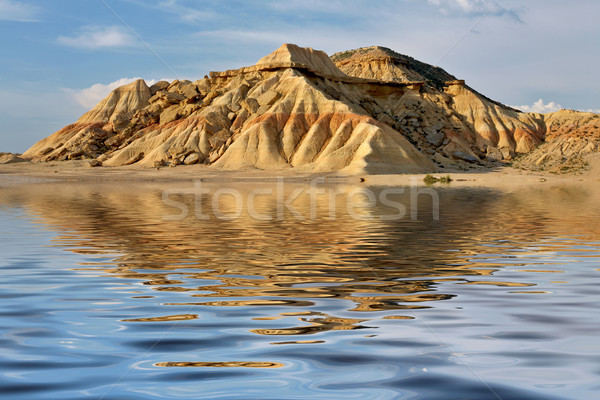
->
[423, 174, 437, 184]
[424, 174, 452, 184]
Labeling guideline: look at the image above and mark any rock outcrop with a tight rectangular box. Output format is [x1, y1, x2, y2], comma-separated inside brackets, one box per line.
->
[22, 79, 152, 163]
[22, 44, 599, 174]
[332, 47, 547, 161]
[0, 153, 27, 165]
[514, 110, 600, 173]
[333, 46, 599, 171]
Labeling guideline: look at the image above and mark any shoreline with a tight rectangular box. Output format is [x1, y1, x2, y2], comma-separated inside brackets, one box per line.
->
[1, 157, 599, 188]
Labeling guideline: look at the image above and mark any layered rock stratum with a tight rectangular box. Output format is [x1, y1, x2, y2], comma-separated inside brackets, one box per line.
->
[22, 44, 599, 174]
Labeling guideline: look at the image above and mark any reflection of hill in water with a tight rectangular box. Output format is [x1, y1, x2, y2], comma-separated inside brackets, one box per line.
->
[1, 182, 599, 333]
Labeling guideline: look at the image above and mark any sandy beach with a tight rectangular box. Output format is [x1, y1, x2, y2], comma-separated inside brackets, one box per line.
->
[1, 155, 599, 189]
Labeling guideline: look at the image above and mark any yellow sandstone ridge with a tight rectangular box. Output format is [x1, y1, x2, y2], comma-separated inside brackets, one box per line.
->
[256, 43, 348, 79]
[21, 44, 599, 174]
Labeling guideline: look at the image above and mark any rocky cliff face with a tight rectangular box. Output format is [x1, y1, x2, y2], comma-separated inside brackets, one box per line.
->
[514, 110, 600, 173]
[22, 43, 599, 174]
[332, 46, 599, 171]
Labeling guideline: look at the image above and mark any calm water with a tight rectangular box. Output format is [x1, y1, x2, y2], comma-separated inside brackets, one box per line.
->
[1, 180, 599, 399]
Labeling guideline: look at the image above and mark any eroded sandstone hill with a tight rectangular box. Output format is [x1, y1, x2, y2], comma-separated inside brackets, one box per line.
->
[22, 44, 599, 173]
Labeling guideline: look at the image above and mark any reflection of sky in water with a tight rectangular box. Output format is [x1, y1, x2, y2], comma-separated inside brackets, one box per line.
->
[0, 182, 599, 399]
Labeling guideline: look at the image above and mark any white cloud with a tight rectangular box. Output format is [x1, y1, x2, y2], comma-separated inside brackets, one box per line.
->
[58, 26, 136, 49]
[512, 100, 599, 114]
[157, 0, 211, 23]
[428, 0, 522, 20]
[64, 78, 158, 109]
[0, 0, 40, 22]
[513, 99, 563, 114]
[429, 0, 488, 13]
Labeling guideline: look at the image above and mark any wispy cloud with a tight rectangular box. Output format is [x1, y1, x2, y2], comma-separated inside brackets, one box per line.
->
[428, 0, 523, 21]
[121, 0, 213, 24]
[194, 29, 290, 45]
[267, 0, 353, 13]
[0, 0, 40, 22]
[58, 26, 137, 49]
[513, 99, 563, 114]
[157, 0, 212, 23]
[63, 77, 157, 109]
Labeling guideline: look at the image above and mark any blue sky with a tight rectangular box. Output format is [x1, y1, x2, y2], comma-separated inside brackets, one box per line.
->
[1, 0, 598, 152]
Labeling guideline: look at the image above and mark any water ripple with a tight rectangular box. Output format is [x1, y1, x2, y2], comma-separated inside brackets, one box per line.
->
[1, 183, 599, 399]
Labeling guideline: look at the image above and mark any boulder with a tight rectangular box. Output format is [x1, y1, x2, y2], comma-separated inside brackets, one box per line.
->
[160, 105, 181, 125]
[241, 98, 259, 114]
[184, 153, 201, 165]
[424, 128, 445, 147]
[157, 91, 186, 105]
[123, 152, 144, 165]
[179, 83, 199, 99]
[452, 151, 479, 163]
[485, 146, 503, 161]
[433, 152, 456, 166]
[257, 90, 280, 106]
[150, 80, 170, 95]
[500, 147, 516, 160]
[40, 147, 54, 156]
[208, 129, 231, 148]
